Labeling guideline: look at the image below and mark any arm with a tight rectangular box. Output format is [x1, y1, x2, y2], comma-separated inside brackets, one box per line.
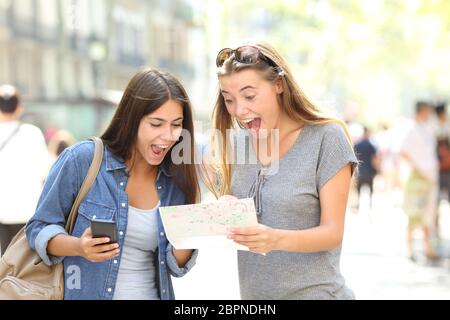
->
[399, 129, 419, 171]
[438, 146, 450, 171]
[166, 244, 198, 277]
[26, 144, 118, 265]
[440, 153, 450, 171]
[400, 150, 432, 181]
[228, 164, 352, 254]
[48, 228, 120, 263]
[171, 248, 194, 267]
[399, 151, 413, 167]
[371, 150, 381, 173]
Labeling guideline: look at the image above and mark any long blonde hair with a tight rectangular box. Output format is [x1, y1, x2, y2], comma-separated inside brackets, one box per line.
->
[207, 41, 352, 198]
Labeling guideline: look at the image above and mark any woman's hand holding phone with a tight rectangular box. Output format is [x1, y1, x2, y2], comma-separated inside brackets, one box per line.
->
[78, 227, 120, 263]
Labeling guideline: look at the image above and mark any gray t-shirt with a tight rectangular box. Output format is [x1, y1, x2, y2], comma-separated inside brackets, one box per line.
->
[231, 123, 358, 300]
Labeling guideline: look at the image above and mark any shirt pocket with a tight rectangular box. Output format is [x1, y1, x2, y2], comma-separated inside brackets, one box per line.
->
[72, 200, 116, 237]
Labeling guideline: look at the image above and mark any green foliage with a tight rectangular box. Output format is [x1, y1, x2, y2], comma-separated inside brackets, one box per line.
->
[217, 0, 450, 127]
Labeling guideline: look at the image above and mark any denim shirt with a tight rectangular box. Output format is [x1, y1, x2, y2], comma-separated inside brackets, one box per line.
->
[25, 141, 198, 300]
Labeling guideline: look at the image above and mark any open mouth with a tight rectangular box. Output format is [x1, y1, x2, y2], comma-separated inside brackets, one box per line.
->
[150, 144, 170, 159]
[240, 118, 262, 133]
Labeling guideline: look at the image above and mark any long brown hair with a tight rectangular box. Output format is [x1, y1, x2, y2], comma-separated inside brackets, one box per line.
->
[101, 68, 199, 204]
[209, 41, 352, 197]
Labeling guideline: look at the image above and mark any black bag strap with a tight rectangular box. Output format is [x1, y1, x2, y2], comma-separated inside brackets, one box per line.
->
[0, 123, 21, 152]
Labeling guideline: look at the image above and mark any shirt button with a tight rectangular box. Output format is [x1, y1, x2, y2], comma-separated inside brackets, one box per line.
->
[121, 203, 126, 207]
[160, 261, 165, 265]
[162, 289, 166, 294]
[92, 215, 96, 220]
[120, 182, 124, 187]
[119, 231, 124, 236]
[113, 260, 118, 264]
[157, 186, 162, 190]
[107, 288, 112, 293]
[160, 232, 164, 237]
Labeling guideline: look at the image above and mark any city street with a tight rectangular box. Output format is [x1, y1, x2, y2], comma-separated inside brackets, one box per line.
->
[172, 188, 450, 300]
[1, 0, 449, 304]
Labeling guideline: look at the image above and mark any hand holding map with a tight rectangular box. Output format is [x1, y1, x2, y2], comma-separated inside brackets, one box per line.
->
[159, 198, 258, 250]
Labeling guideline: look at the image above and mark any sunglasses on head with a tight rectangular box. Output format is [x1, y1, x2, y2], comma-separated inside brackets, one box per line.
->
[215, 45, 276, 68]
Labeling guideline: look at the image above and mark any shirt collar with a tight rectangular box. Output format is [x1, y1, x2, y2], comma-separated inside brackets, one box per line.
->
[105, 146, 127, 172]
[158, 157, 173, 178]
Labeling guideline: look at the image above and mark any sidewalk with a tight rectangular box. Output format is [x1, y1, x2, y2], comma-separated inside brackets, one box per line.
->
[341, 188, 450, 299]
[173, 189, 450, 300]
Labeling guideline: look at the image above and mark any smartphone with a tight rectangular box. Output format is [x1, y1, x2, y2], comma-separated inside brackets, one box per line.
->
[90, 219, 118, 245]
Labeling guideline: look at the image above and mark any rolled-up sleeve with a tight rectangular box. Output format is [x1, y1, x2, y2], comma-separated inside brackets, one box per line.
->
[25, 146, 83, 266]
[34, 224, 68, 266]
[165, 243, 198, 277]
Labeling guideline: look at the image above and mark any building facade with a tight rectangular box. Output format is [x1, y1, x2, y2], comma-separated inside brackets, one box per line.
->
[0, 0, 208, 139]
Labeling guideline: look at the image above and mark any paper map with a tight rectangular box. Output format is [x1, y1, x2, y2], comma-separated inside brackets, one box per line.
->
[159, 198, 258, 250]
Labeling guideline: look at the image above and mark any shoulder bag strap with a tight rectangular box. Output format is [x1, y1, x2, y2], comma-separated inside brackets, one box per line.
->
[0, 123, 21, 152]
[65, 136, 104, 234]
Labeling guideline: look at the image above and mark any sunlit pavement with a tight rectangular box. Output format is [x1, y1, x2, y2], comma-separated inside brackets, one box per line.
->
[173, 189, 450, 300]
[341, 188, 450, 300]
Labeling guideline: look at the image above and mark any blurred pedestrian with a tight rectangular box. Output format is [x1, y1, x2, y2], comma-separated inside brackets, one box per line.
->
[400, 101, 439, 261]
[354, 126, 379, 210]
[47, 129, 77, 162]
[25, 69, 199, 299]
[372, 124, 397, 193]
[208, 41, 358, 299]
[0, 84, 49, 255]
[433, 102, 450, 238]
[433, 102, 450, 141]
[437, 137, 450, 198]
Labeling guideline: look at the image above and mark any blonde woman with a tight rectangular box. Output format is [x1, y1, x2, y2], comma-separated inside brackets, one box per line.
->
[208, 41, 358, 299]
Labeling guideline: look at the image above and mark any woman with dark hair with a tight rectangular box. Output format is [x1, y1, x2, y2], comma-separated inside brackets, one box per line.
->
[25, 68, 199, 300]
